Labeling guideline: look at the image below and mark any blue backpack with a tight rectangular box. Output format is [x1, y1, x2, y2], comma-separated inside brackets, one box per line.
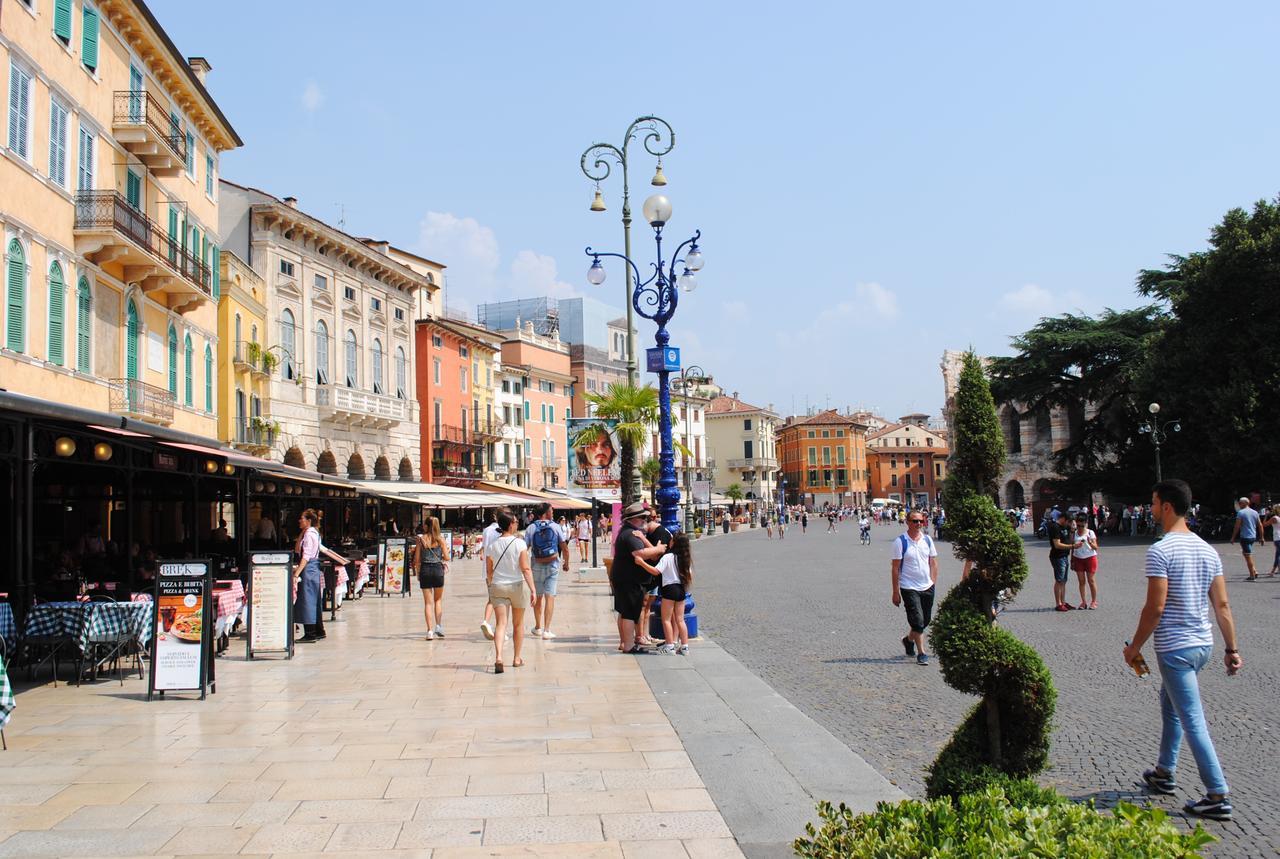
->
[897, 533, 934, 557]
[530, 521, 560, 561]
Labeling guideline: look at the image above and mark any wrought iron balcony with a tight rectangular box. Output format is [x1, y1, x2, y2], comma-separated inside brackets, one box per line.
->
[471, 418, 504, 441]
[431, 460, 482, 481]
[233, 418, 278, 453]
[74, 192, 212, 313]
[727, 457, 779, 470]
[493, 463, 510, 476]
[431, 424, 478, 447]
[112, 91, 188, 176]
[315, 383, 406, 427]
[109, 378, 174, 425]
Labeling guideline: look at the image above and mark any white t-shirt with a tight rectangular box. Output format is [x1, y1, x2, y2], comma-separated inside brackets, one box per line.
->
[482, 522, 501, 555]
[487, 535, 527, 585]
[577, 519, 592, 540]
[656, 553, 681, 587]
[892, 533, 937, 592]
[1071, 529, 1097, 559]
[1145, 532, 1222, 653]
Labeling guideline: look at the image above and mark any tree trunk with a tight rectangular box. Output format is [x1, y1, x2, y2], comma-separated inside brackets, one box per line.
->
[620, 443, 636, 506]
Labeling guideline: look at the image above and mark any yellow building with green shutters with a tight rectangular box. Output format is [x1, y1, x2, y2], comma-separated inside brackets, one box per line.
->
[216, 251, 273, 455]
[1, 0, 241, 437]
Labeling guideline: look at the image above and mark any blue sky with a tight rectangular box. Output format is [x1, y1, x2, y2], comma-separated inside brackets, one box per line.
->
[155, 1, 1280, 421]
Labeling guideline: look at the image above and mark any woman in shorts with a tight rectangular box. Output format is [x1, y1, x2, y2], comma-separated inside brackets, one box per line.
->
[485, 510, 535, 673]
[1071, 513, 1100, 609]
[637, 531, 693, 654]
[412, 517, 450, 639]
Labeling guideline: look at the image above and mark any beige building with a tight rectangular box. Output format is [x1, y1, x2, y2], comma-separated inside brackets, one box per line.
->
[2, 0, 240, 436]
[219, 183, 435, 480]
[706, 392, 780, 506]
[498, 321, 571, 490]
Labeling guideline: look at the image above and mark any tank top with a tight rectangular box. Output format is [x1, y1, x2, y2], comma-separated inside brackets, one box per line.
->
[418, 538, 444, 568]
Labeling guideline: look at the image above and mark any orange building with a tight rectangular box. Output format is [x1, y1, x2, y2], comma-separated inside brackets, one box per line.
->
[778, 410, 869, 508]
[414, 316, 501, 485]
[866, 417, 949, 508]
[499, 322, 572, 490]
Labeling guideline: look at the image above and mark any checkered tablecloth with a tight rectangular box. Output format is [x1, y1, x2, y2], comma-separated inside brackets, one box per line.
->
[0, 653, 13, 731]
[0, 604, 15, 651]
[212, 582, 245, 639]
[22, 601, 154, 654]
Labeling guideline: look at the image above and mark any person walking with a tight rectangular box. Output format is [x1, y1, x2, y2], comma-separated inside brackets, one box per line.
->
[525, 502, 568, 639]
[1071, 513, 1100, 609]
[1266, 505, 1280, 577]
[412, 516, 450, 640]
[577, 513, 592, 563]
[1125, 479, 1242, 821]
[637, 531, 693, 654]
[1229, 497, 1264, 581]
[801, 512, 808, 534]
[891, 510, 938, 666]
[1049, 510, 1075, 611]
[485, 510, 535, 673]
[292, 509, 324, 643]
[478, 509, 506, 641]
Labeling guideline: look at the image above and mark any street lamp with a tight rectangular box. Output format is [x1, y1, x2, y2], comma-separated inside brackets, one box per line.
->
[585, 194, 703, 533]
[678, 365, 708, 533]
[1137, 401, 1181, 483]
[580, 117, 676, 386]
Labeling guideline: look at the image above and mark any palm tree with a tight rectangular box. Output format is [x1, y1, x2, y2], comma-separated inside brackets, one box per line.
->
[725, 482, 744, 515]
[640, 457, 661, 505]
[572, 382, 660, 506]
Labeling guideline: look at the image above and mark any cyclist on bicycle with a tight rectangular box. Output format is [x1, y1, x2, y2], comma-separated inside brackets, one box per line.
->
[859, 513, 872, 546]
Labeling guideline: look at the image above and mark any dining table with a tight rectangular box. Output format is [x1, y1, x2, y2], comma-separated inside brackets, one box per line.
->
[21, 600, 154, 656]
[0, 603, 16, 653]
[0, 652, 13, 733]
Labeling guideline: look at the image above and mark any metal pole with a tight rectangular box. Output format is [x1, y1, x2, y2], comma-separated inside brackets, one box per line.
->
[1153, 434, 1162, 484]
[622, 190, 637, 386]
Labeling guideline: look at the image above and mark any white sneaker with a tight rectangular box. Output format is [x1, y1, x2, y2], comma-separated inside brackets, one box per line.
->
[677, 644, 689, 655]
[657, 643, 677, 654]
[531, 627, 543, 638]
[434, 624, 445, 638]
[541, 630, 556, 640]
[480, 621, 495, 641]
[424, 630, 435, 640]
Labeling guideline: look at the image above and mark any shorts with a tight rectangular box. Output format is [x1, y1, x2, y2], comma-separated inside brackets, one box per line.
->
[660, 582, 686, 602]
[1239, 539, 1255, 555]
[613, 582, 645, 622]
[532, 560, 560, 597]
[1050, 555, 1070, 583]
[487, 579, 530, 609]
[901, 586, 935, 634]
[418, 563, 445, 590]
[1070, 555, 1098, 574]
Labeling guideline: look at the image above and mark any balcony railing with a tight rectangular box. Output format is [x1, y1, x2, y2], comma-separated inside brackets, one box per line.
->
[113, 90, 187, 168]
[234, 418, 278, 451]
[432, 460, 482, 480]
[432, 424, 478, 446]
[471, 418, 504, 440]
[727, 457, 779, 469]
[315, 383, 407, 426]
[74, 192, 211, 299]
[109, 378, 174, 425]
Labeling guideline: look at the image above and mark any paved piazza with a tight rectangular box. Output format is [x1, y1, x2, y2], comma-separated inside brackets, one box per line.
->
[691, 520, 1279, 858]
[0, 558, 741, 858]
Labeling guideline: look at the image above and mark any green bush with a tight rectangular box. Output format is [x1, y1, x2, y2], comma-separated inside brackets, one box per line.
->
[793, 787, 1215, 859]
[928, 351, 1056, 799]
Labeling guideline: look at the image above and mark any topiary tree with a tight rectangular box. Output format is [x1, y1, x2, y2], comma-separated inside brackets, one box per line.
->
[926, 351, 1057, 799]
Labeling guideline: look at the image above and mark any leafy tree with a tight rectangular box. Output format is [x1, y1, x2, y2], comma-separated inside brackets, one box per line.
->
[725, 482, 744, 514]
[928, 352, 1056, 799]
[572, 383, 660, 506]
[639, 457, 661, 505]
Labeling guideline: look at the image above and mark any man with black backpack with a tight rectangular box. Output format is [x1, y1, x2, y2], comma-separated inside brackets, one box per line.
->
[524, 502, 568, 639]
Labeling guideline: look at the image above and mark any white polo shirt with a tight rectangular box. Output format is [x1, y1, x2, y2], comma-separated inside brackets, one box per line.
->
[892, 532, 937, 592]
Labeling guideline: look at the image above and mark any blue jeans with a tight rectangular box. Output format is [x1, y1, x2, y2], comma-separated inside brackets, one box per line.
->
[1156, 645, 1228, 796]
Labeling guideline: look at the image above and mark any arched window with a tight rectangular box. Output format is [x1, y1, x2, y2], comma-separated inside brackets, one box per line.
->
[125, 299, 140, 380]
[167, 323, 178, 395]
[315, 319, 329, 385]
[47, 261, 65, 365]
[395, 346, 407, 399]
[6, 238, 26, 352]
[204, 343, 213, 411]
[371, 338, 384, 394]
[345, 329, 358, 388]
[76, 277, 91, 373]
[280, 309, 296, 380]
[183, 332, 193, 405]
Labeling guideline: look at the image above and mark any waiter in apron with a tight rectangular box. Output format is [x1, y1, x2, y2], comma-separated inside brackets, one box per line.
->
[293, 509, 324, 642]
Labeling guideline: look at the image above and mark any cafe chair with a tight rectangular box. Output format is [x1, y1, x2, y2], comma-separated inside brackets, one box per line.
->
[84, 595, 133, 684]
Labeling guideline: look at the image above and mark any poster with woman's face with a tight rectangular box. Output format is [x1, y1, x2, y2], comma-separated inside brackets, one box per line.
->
[568, 418, 622, 499]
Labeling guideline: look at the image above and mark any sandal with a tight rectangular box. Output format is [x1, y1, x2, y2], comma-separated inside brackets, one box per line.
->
[494, 661, 504, 674]
[512, 658, 525, 668]
[625, 645, 648, 654]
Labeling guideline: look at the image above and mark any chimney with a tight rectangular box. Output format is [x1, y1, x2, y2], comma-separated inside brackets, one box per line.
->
[283, 196, 298, 209]
[732, 391, 739, 400]
[187, 57, 212, 84]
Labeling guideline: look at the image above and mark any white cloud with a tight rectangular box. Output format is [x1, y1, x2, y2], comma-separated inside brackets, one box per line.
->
[301, 81, 324, 113]
[854, 281, 899, 319]
[510, 250, 577, 299]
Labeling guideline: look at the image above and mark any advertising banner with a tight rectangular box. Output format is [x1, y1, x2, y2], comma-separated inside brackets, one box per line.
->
[567, 418, 622, 501]
[692, 480, 711, 504]
[247, 552, 292, 659]
[149, 560, 212, 700]
[382, 537, 408, 596]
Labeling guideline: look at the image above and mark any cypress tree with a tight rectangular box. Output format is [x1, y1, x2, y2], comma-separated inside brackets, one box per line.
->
[926, 351, 1057, 799]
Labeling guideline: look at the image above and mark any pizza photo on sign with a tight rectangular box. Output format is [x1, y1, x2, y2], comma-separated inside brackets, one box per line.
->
[170, 613, 202, 643]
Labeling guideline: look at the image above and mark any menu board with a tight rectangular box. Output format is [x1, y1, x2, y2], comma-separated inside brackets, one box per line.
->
[247, 552, 292, 659]
[382, 537, 407, 596]
[149, 560, 212, 700]
[375, 542, 386, 593]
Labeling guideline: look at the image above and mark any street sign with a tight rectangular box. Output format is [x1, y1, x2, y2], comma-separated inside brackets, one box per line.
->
[646, 346, 680, 373]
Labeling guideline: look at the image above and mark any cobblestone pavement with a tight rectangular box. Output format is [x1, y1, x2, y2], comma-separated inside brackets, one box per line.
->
[691, 521, 1279, 857]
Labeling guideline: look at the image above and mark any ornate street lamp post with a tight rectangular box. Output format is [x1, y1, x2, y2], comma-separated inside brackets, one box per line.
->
[1137, 401, 1180, 483]
[580, 117, 675, 386]
[678, 365, 708, 533]
[586, 194, 703, 532]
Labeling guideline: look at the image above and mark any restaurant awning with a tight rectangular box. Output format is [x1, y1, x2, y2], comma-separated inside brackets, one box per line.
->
[474, 482, 594, 510]
[353, 481, 530, 509]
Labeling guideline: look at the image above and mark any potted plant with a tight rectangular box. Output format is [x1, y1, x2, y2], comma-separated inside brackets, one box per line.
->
[725, 484, 744, 529]
[260, 351, 278, 374]
[246, 341, 262, 366]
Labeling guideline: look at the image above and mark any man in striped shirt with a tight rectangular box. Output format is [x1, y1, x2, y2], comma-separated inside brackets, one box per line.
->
[1124, 479, 1242, 822]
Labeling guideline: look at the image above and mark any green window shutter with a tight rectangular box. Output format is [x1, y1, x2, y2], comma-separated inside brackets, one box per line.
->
[168, 325, 178, 395]
[167, 207, 178, 264]
[524, 401, 530, 420]
[125, 301, 139, 380]
[47, 262, 64, 365]
[184, 333, 193, 405]
[204, 345, 213, 411]
[126, 171, 141, 209]
[211, 245, 220, 300]
[81, 4, 99, 71]
[6, 239, 26, 353]
[76, 277, 91, 372]
[54, 0, 73, 41]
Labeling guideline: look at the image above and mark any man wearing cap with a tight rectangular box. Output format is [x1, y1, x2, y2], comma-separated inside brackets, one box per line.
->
[1229, 497, 1264, 581]
[611, 501, 667, 652]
